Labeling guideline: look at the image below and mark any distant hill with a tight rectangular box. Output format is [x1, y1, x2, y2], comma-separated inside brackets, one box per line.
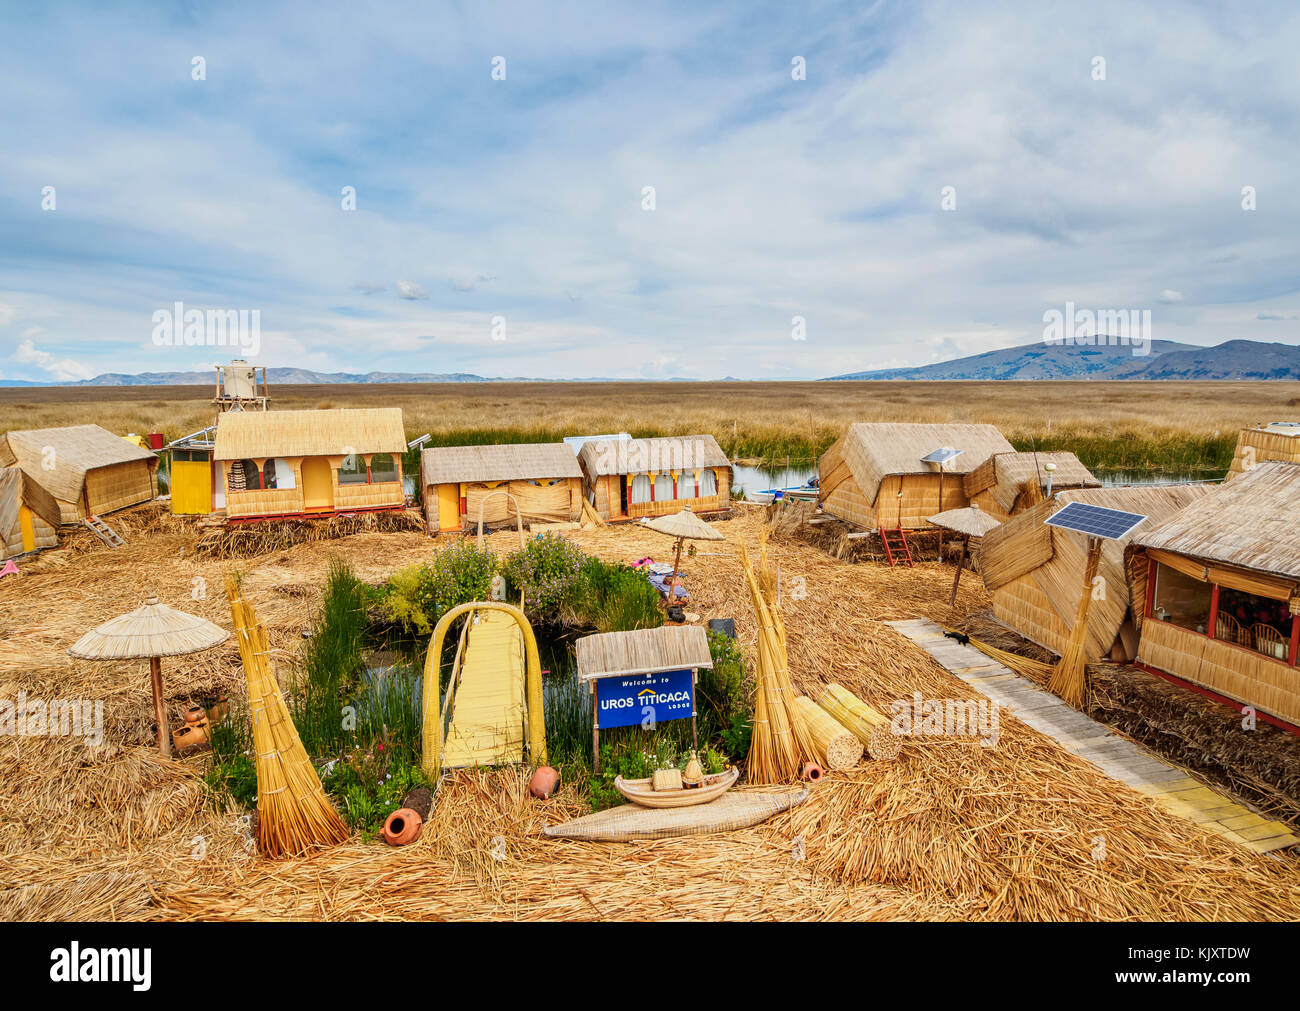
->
[63, 368, 494, 387]
[824, 339, 1300, 381]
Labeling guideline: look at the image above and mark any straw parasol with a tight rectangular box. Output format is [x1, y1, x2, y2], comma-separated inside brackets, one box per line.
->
[641, 507, 725, 604]
[928, 504, 1002, 605]
[68, 593, 229, 757]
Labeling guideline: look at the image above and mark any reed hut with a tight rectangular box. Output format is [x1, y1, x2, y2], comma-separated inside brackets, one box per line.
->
[1226, 421, 1300, 479]
[1125, 461, 1300, 728]
[0, 466, 60, 558]
[578, 435, 732, 521]
[213, 408, 406, 521]
[0, 424, 158, 524]
[977, 484, 1212, 662]
[420, 443, 583, 533]
[817, 423, 1013, 530]
[963, 451, 1100, 521]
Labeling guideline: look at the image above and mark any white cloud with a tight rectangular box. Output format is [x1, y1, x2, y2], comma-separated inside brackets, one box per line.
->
[12, 339, 96, 382]
[396, 281, 429, 300]
[1158, 290, 1185, 303]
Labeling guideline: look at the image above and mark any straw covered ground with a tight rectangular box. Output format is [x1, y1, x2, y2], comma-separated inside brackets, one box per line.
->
[2, 504, 1299, 921]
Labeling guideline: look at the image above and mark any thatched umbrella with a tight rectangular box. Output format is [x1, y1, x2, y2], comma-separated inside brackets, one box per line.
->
[641, 507, 725, 603]
[928, 504, 1002, 605]
[68, 594, 229, 757]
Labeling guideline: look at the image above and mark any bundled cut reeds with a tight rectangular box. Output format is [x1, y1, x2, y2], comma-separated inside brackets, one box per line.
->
[794, 696, 863, 769]
[814, 682, 899, 760]
[1048, 537, 1102, 708]
[742, 537, 819, 783]
[224, 575, 349, 858]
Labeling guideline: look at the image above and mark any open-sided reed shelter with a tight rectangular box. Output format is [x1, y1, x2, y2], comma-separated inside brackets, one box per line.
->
[213, 408, 406, 521]
[578, 435, 732, 521]
[0, 466, 60, 558]
[0, 424, 158, 524]
[817, 423, 1014, 530]
[978, 484, 1212, 662]
[963, 451, 1100, 521]
[1226, 421, 1300, 479]
[420, 443, 583, 533]
[1125, 461, 1300, 728]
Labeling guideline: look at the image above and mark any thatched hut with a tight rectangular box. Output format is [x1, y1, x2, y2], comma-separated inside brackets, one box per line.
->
[420, 443, 584, 533]
[817, 423, 1014, 530]
[977, 484, 1212, 662]
[963, 450, 1100, 520]
[578, 435, 732, 521]
[1125, 461, 1300, 728]
[213, 408, 406, 521]
[0, 424, 158, 524]
[1226, 421, 1300, 479]
[0, 466, 60, 558]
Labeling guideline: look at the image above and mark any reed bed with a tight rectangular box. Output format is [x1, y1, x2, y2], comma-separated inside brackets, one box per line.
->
[197, 509, 425, 559]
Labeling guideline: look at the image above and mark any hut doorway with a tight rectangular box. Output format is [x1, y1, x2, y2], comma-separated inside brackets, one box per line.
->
[437, 484, 460, 531]
[302, 458, 334, 511]
[18, 505, 34, 552]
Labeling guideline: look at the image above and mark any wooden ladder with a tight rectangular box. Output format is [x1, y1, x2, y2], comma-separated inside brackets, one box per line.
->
[84, 515, 125, 548]
[880, 527, 912, 567]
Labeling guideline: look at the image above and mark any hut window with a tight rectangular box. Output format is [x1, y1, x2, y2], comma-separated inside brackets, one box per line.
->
[1217, 586, 1294, 661]
[338, 454, 368, 485]
[264, 458, 295, 490]
[630, 474, 651, 504]
[1151, 563, 1212, 634]
[370, 453, 398, 483]
[655, 473, 675, 501]
[229, 459, 260, 492]
[700, 468, 718, 497]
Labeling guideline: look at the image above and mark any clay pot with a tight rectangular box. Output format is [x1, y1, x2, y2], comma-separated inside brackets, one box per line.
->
[801, 762, 824, 782]
[529, 765, 560, 799]
[382, 808, 423, 846]
[184, 706, 206, 725]
[172, 721, 209, 752]
[204, 696, 230, 725]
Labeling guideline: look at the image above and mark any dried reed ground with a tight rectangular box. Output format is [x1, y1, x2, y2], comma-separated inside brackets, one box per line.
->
[1, 504, 1298, 921]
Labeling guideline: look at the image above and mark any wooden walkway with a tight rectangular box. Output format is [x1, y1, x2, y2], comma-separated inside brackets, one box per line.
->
[442, 610, 526, 768]
[885, 619, 1299, 855]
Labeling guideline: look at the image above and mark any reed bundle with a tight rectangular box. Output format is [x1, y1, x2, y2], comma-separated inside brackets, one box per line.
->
[953, 629, 1055, 687]
[1047, 537, 1102, 708]
[794, 695, 863, 769]
[814, 683, 900, 761]
[742, 539, 818, 783]
[224, 575, 349, 858]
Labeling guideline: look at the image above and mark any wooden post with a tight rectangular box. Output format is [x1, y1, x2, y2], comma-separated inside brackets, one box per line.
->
[691, 668, 698, 750]
[1290, 613, 1299, 667]
[949, 535, 968, 606]
[150, 656, 171, 757]
[591, 680, 600, 774]
[1208, 583, 1221, 639]
[936, 467, 944, 561]
[668, 536, 684, 608]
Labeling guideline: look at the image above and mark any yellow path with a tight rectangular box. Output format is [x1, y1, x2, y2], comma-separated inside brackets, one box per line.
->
[442, 609, 527, 768]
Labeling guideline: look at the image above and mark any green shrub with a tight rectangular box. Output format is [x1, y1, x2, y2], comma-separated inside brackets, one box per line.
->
[697, 630, 752, 746]
[572, 557, 664, 633]
[380, 541, 497, 635]
[502, 533, 586, 623]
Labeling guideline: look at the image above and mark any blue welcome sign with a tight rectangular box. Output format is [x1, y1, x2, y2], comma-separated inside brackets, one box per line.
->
[595, 669, 695, 729]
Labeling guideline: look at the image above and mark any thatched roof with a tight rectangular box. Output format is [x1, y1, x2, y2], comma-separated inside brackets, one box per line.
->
[1129, 462, 1300, 582]
[421, 443, 581, 486]
[824, 423, 1013, 505]
[641, 507, 725, 541]
[977, 483, 1215, 660]
[963, 451, 1100, 513]
[67, 594, 230, 660]
[575, 624, 714, 680]
[927, 504, 1002, 538]
[0, 425, 156, 504]
[214, 409, 405, 461]
[578, 435, 730, 477]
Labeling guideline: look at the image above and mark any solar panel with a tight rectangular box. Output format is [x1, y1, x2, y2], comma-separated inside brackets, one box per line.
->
[920, 447, 964, 465]
[1044, 501, 1147, 541]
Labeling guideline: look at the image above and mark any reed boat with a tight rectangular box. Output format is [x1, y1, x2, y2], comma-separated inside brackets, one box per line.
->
[614, 765, 739, 808]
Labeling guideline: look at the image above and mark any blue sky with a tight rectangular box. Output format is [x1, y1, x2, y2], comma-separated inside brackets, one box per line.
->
[2, 0, 1299, 381]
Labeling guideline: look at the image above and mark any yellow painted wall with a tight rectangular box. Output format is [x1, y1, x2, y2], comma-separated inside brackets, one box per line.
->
[171, 460, 213, 515]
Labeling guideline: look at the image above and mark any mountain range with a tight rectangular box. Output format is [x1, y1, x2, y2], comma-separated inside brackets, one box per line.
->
[824, 339, 1300, 381]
